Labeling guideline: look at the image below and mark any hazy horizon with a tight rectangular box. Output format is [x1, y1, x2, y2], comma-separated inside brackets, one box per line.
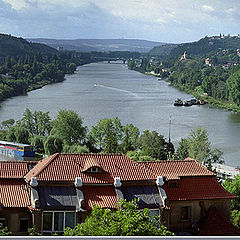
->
[1, 0, 240, 43]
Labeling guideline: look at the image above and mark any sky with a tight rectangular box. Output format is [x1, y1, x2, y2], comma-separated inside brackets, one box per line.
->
[0, 0, 240, 43]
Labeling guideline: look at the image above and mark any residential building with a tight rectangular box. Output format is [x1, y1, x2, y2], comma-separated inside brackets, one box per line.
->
[0, 161, 37, 235]
[0, 154, 239, 235]
[212, 163, 240, 181]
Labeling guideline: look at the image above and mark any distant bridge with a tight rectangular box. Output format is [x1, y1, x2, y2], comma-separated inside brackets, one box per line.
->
[91, 57, 127, 64]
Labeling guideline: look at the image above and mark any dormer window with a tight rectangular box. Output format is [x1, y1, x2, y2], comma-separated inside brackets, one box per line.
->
[89, 167, 101, 173]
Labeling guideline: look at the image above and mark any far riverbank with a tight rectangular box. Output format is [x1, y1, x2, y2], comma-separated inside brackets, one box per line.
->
[144, 71, 240, 113]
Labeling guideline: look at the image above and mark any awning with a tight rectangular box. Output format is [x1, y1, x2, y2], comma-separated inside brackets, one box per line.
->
[38, 186, 78, 210]
[115, 185, 163, 209]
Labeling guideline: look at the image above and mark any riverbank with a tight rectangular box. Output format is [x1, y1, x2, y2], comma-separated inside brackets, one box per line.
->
[143, 70, 240, 113]
[168, 83, 240, 113]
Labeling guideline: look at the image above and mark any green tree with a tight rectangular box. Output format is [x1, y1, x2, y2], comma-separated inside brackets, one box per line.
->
[0, 223, 12, 236]
[121, 124, 140, 153]
[177, 128, 224, 165]
[89, 117, 123, 153]
[52, 110, 87, 145]
[63, 144, 90, 153]
[222, 175, 240, 228]
[6, 126, 16, 142]
[14, 126, 30, 144]
[1, 119, 15, 130]
[44, 135, 63, 155]
[138, 130, 171, 160]
[64, 199, 174, 236]
[31, 135, 45, 153]
[222, 175, 240, 211]
[226, 69, 240, 105]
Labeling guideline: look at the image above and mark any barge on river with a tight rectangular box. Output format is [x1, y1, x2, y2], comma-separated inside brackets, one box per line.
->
[0, 140, 35, 157]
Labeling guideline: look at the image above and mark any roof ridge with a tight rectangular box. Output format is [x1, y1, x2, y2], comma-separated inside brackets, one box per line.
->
[24, 153, 59, 182]
[139, 159, 196, 163]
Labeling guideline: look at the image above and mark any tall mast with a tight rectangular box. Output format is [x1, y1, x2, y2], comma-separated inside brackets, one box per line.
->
[168, 116, 171, 143]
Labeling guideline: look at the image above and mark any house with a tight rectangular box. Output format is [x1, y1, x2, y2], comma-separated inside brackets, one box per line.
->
[21, 154, 238, 235]
[140, 158, 237, 235]
[24, 153, 165, 234]
[0, 153, 238, 235]
[0, 161, 37, 235]
[212, 163, 240, 181]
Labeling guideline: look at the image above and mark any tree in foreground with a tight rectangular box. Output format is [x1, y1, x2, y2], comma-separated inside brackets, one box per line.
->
[64, 199, 174, 236]
[222, 175, 240, 228]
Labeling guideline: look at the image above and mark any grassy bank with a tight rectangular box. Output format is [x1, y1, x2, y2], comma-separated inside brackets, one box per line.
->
[168, 82, 240, 113]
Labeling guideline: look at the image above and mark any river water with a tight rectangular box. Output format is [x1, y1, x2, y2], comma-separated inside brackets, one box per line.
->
[0, 62, 240, 166]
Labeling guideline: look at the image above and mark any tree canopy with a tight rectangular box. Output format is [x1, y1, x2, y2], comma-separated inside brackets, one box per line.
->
[64, 199, 174, 236]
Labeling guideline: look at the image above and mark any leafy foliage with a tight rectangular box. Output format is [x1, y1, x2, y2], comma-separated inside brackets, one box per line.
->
[64, 199, 174, 236]
[52, 110, 87, 145]
[176, 128, 224, 165]
[0, 223, 12, 236]
[222, 175, 240, 228]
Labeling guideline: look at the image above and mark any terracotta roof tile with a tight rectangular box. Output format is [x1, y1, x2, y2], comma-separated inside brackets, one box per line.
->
[82, 186, 119, 210]
[140, 159, 215, 180]
[199, 206, 240, 235]
[0, 161, 36, 179]
[164, 176, 235, 201]
[82, 156, 103, 172]
[25, 153, 153, 183]
[0, 179, 30, 207]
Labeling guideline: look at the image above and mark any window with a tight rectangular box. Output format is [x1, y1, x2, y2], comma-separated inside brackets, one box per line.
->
[0, 217, 6, 227]
[149, 209, 160, 225]
[43, 211, 76, 232]
[89, 167, 101, 173]
[19, 217, 28, 232]
[181, 206, 191, 221]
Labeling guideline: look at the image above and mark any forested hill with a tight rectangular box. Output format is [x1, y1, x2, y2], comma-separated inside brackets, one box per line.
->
[150, 35, 240, 58]
[168, 35, 240, 58]
[0, 34, 57, 57]
[27, 38, 165, 53]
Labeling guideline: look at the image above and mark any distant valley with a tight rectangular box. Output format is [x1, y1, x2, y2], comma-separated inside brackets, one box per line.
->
[27, 38, 165, 53]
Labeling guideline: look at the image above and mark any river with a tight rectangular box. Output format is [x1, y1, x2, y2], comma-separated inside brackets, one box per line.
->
[0, 62, 240, 166]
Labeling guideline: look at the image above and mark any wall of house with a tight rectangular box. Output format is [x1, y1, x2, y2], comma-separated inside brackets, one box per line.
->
[2, 208, 32, 235]
[168, 199, 231, 233]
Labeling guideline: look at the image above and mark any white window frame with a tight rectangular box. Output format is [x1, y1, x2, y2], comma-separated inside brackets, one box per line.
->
[149, 209, 161, 224]
[42, 211, 76, 233]
[90, 167, 100, 172]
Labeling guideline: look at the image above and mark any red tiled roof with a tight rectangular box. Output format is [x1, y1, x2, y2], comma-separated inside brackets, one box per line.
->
[199, 206, 240, 235]
[82, 186, 119, 210]
[0, 161, 35, 179]
[25, 153, 153, 183]
[0, 179, 30, 208]
[82, 156, 104, 172]
[140, 159, 214, 180]
[164, 176, 235, 201]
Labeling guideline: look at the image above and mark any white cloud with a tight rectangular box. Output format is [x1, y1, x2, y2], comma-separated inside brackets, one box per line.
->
[1, 0, 240, 42]
[202, 5, 214, 12]
[2, 0, 28, 10]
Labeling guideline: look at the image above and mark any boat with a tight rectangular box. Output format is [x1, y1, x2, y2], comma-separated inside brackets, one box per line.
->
[199, 99, 207, 105]
[157, 78, 161, 81]
[94, 83, 98, 87]
[174, 99, 183, 106]
[0, 140, 35, 157]
[183, 100, 193, 106]
[190, 98, 199, 105]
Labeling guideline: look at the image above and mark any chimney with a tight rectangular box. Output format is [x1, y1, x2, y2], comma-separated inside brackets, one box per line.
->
[30, 177, 38, 187]
[114, 177, 122, 188]
[156, 176, 164, 186]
